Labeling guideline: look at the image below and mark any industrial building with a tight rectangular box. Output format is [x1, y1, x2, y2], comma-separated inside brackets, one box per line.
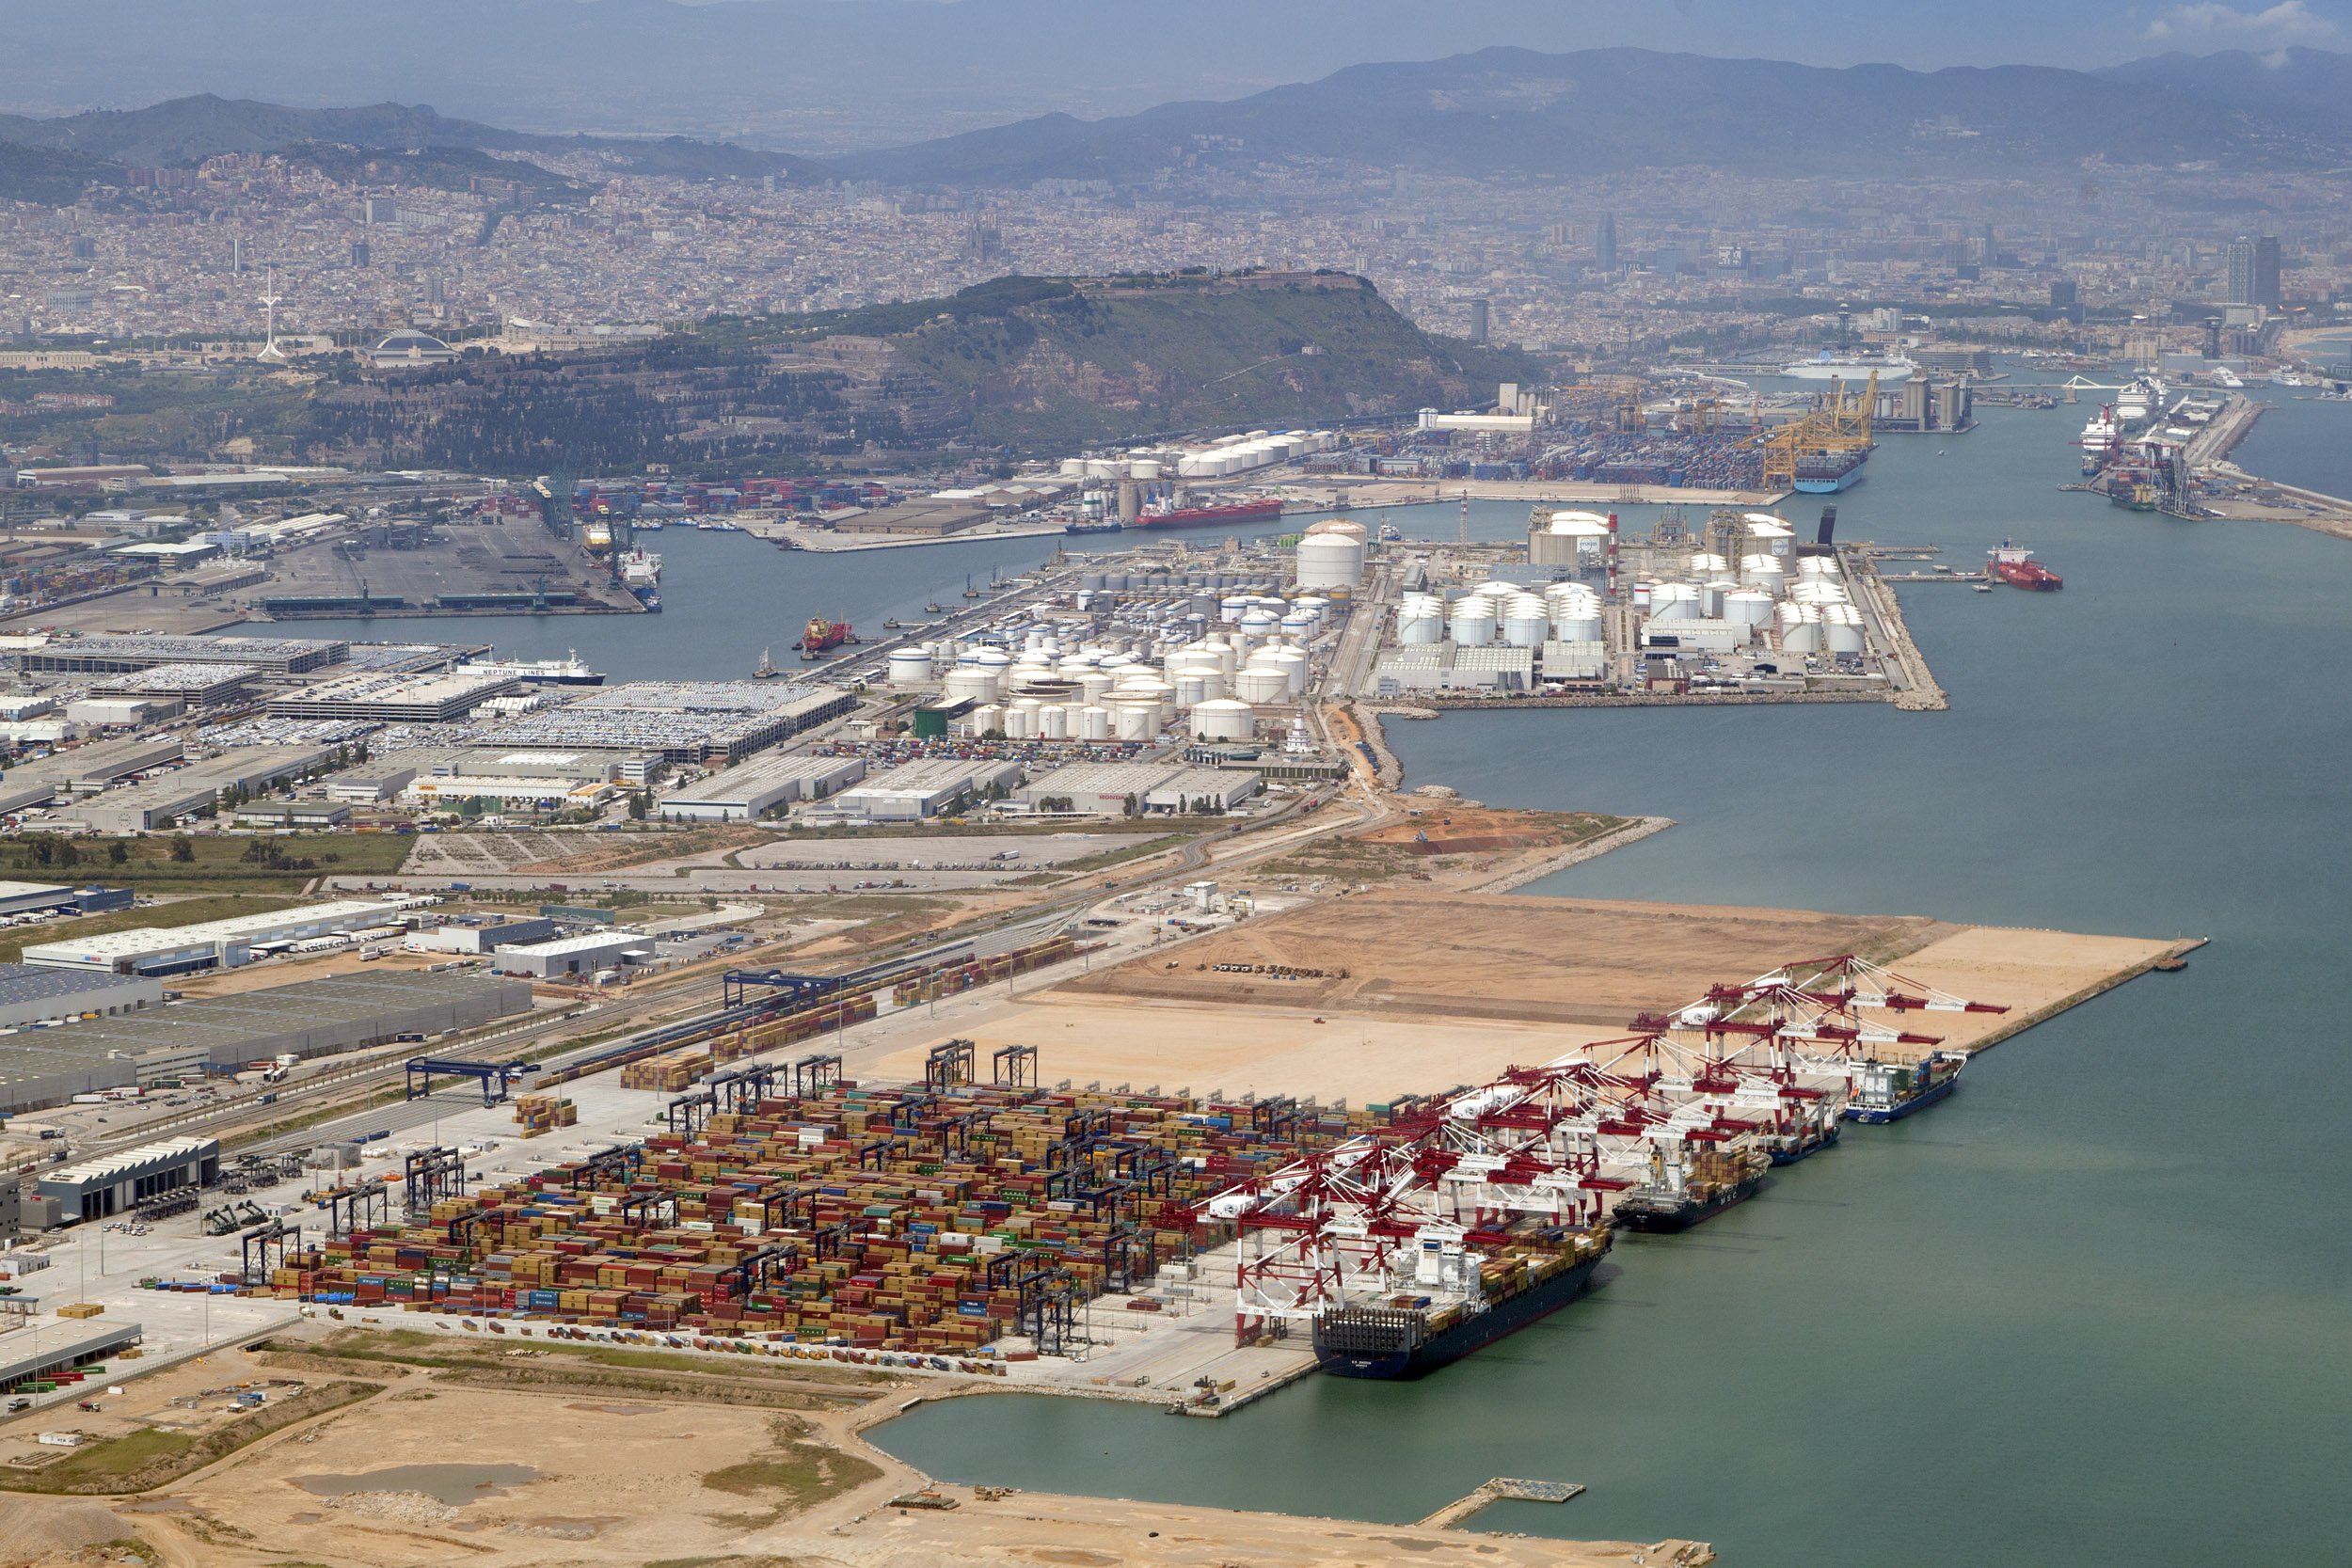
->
[9, 736, 184, 794]
[21, 897, 425, 975]
[54, 744, 335, 834]
[36, 1136, 219, 1223]
[0, 1320, 139, 1385]
[1373, 644, 1536, 694]
[0, 971, 528, 1110]
[658, 753, 867, 821]
[0, 964, 160, 1027]
[484, 682, 854, 764]
[266, 669, 521, 722]
[0, 881, 120, 920]
[404, 916, 556, 955]
[832, 758, 1025, 820]
[13, 634, 344, 676]
[325, 764, 419, 802]
[1013, 761, 1261, 816]
[401, 772, 621, 815]
[492, 929, 649, 978]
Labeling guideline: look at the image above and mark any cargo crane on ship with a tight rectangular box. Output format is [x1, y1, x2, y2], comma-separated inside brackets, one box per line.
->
[1760, 371, 1878, 494]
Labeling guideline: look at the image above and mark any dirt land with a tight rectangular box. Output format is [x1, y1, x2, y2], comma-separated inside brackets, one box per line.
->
[1059, 892, 1956, 1026]
[872, 901, 2185, 1100]
[0, 1339, 1709, 1568]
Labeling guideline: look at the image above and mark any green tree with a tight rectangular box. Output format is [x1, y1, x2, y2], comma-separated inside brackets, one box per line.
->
[628, 790, 649, 820]
[167, 835, 196, 862]
[106, 841, 129, 865]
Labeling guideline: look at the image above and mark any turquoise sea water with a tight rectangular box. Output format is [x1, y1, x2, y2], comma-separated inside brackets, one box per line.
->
[865, 402, 2352, 1565]
[248, 396, 2352, 1562]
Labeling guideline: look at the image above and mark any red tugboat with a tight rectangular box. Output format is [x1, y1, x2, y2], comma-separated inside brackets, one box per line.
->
[1988, 542, 2062, 590]
[1136, 496, 1284, 530]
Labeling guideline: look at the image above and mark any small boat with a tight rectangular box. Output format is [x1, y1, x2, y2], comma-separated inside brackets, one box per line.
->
[882, 617, 904, 629]
[924, 602, 946, 614]
[753, 648, 778, 679]
[2153, 955, 2188, 973]
[961, 575, 981, 598]
[1972, 582, 1994, 593]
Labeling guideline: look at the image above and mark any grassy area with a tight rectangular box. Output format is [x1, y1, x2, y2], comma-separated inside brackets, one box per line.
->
[1054, 832, 1190, 874]
[0, 1381, 382, 1495]
[0, 893, 304, 963]
[699, 1416, 881, 1522]
[0, 832, 411, 895]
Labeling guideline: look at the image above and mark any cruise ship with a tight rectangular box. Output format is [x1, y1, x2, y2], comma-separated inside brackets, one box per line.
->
[1781, 351, 1915, 385]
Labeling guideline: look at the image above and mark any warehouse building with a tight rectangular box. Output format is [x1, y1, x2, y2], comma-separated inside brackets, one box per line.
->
[1373, 644, 1535, 694]
[14, 634, 344, 676]
[54, 744, 336, 834]
[0, 971, 529, 1111]
[404, 916, 556, 955]
[1012, 761, 1262, 816]
[36, 1136, 220, 1223]
[325, 764, 419, 802]
[91, 661, 265, 705]
[11, 736, 185, 794]
[832, 758, 1025, 821]
[266, 669, 520, 722]
[485, 683, 854, 764]
[659, 754, 867, 821]
[0, 881, 118, 920]
[21, 897, 425, 975]
[0, 964, 160, 1026]
[0, 1320, 143, 1379]
[492, 929, 648, 978]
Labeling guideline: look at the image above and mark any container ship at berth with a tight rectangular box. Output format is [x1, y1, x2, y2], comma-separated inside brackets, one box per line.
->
[1844, 1053, 1964, 1123]
[1793, 449, 1868, 494]
[1311, 1225, 1613, 1379]
[1135, 497, 1284, 530]
[1610, 1147, 1771, 1233]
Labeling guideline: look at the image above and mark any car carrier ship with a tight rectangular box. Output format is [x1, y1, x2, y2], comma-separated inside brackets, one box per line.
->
[1311, 1223, 1613, 1379]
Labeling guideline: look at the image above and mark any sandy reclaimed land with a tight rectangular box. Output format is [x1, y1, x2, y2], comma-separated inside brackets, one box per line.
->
[872, 993, 1621, 1103]
[1, 1368, 1710, 1568]
[874, 901, 2191, 1097]
[1058, 892, 1957, 1026]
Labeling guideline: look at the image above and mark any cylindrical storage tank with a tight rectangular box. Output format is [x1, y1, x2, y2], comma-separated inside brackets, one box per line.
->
[1724, 588, 1774, 626]
[1038, 705, 1070, 740]
[1689, 552, 1731, 578]
[1113, 703, 1158, 741]
[943, 667, 1001, 705]
[1079, 705, 1113, 741]
[1078, 673, 1114, 705]
[886, 648, 934, 688]
[1824, 606, 1866, 655]
[1061, 458, 1088, 479]
[1190, 698, 1256, 742]
[1398, 606, 1443, 644]
[1219, 595, 1248, 624]
[1796, 556, 1839, 579]
[1693, 582, 1724, 620]
[1503, 594, 1549, 647]
[1295, 533, 1365, 590]
[1449, 599, 1498, 645]
[1254, 646, 1310, 694]
[1085, 457, 1118, 479]
[1777, 603, 1823, 654]
[1234, 665, 1289, 704]
[1631, 581, 1655, 611]
[1740, 554, 1787, 591]
[1551, 608, 1603, 642]
[1003, 705, 1037, 739]
[969, 703, 1004, 736]
[1130, 459, 1161, 481]
[1279, 610, 1319, 640]
[1238, 610, 1279, 641]
[1649, 582, 1702, 621]
[1790, 581, 1850, 607]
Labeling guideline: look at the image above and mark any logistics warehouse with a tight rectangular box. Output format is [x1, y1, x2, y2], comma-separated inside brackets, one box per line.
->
[19, 897, 431, 976]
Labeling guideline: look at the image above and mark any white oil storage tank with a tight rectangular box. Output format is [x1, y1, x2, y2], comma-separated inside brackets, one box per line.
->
[1190, 698, 1257, 742]
[1823, 605, 1867, 654]
[1502, 594, 1550, 647]
[1234, 666, 1289, 704]
[943, 667, 1001, 705]
[886, 648, 934, 688]
[1724, 588, 1775, 626]
[1449, 598, 1499, 645]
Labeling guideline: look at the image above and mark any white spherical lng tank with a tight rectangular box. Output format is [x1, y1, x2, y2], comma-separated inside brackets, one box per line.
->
[1189, 698, 1257, 742]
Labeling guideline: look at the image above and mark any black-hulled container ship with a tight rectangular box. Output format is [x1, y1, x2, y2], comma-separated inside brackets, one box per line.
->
[1844, 1053, 1964, 1123]
[1764, 1116, 1841, 1166]
[1311, 1226, 1612, 1379]
[1611, 1147, 1770, 1233]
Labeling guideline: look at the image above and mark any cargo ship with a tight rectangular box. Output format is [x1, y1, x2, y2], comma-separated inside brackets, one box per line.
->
[1311, 1225, 1612, 1379]
[1793, 449, 1868, 494]
[1610, 1147, 1770, 1232]
[1763, 1114, 1842, 1166]
[796, 615, 856, 658]
[1988, 544, 2062, 590]
[464, 649, 605, 687]
[1844, 1053, 1964, 1123]
[1136, 496, 1284, 531]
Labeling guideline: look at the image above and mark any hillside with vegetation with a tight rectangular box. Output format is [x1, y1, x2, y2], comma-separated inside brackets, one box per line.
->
[294, 272, 1538, 470]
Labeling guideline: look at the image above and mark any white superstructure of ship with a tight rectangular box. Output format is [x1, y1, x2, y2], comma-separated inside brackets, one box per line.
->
[1781, 351, 1915, 385]
[621, 548, 662, 588]
[465, 649, 605, 686]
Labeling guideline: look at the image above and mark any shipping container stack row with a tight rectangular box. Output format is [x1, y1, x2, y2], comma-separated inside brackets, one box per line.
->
[890, 937, 1078, 1007]
[513, 1095, 578, 1137]
[275, 1084, 1370, 1358]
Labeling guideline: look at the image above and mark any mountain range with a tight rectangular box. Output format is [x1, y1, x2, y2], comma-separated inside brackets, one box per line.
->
[5, 46, 2352, 208]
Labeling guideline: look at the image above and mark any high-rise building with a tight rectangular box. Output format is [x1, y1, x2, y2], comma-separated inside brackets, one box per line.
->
[2227, 235, 2282, 308]
[1467, 298, 1489, 344]
[1595, 212, 1618, 274]
[2049, 278, 2078, 309]
[351, 240, 371, 269]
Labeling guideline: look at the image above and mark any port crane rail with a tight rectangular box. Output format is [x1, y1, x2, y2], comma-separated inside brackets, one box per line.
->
[1199, 955, 2009, 1344]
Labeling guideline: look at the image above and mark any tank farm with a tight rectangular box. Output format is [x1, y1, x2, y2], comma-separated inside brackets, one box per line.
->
[251, 946, 2010, 1380]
